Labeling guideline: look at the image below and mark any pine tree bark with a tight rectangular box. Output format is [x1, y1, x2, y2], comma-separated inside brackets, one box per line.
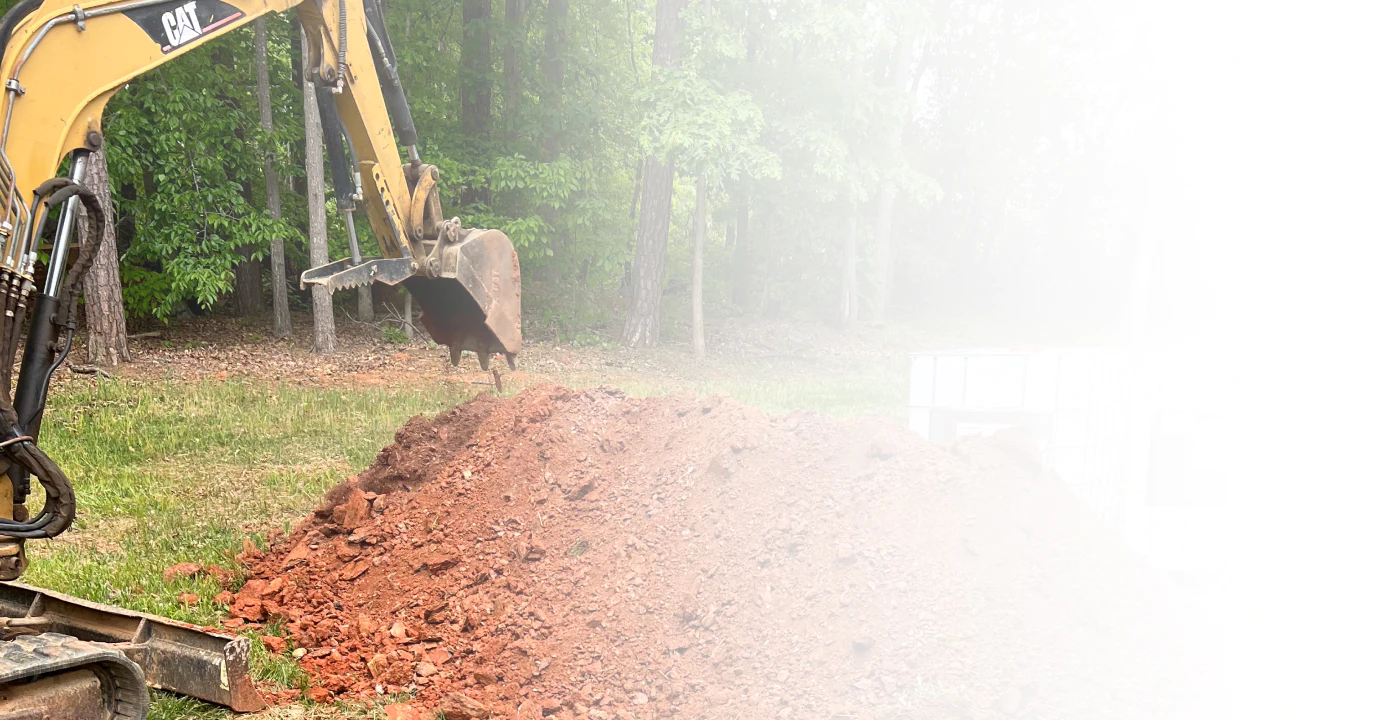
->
[622, 0, 683, 347]
[691, 175, 707, 359]
[257, 18, 291, 337]
[303, 28, 335, 354]
[540, 0, 569, 162]
[461, 0, 494, 139]
[81, 146, 128, 367]
[503, 0, 526, 140]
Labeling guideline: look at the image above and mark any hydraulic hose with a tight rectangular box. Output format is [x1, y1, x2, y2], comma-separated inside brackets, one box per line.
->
[362, 12, 419, 149]
[315, 85, 357, 209]
[0, 179, 104, 540]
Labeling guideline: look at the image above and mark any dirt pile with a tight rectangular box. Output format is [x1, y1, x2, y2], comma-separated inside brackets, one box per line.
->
[234, 386, 1191, 719]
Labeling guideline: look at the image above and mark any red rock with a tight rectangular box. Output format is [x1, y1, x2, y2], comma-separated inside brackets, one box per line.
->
[339, 559, 370, 581]
[358, 614, 380, 636]
[306, 687, 331, 703]
[332, 488, 372, 530]
[236, 579, 268, 602]
[212, 591, 234, 606]
[203, 564, 234, 587]
[283, 541, 312, 568]
[440, 693, 490, 719]
[230, 599, 265, 622]
[162, 562, 201, 583]
[384, 702, 429, 720]
[426, 647, 451, 665]
[473, 670, 498, 686]
[177, 593, 199, 606]
[423, 600, 449, 623]
[260, 635, 287, 653]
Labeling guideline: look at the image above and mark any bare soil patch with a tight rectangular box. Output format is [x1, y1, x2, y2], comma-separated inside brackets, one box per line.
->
[233, 386, 1192, 719]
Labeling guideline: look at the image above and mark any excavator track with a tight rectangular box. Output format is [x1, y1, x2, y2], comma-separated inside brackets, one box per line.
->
[0, 632, 149, 719]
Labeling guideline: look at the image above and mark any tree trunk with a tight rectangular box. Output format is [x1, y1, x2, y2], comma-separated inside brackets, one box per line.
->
[871, 32, 919, 320]
[872, 185, 897, 319]
[257, 18, 291, 338]
[623, 158, 675, 346]
[303, 27, 336, 354]
[540, 0, 569, 162]
[232, 251, 263, 316]
[81, 146, 128, 367]
[692, 175, 707, 359]
[209, 42, 263, 319]
[840, 204, 858, 328]
[504, 0, 526, 140]
[621, 0, 683, 347]
[461, 0, 494, 139]
[731, 184, 751, 307]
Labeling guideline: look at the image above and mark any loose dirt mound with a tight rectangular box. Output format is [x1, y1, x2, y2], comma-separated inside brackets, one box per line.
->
[234, 386, 1189, 719]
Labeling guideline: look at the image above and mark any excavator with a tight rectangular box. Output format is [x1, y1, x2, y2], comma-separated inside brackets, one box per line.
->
[0, 0, 523, 717]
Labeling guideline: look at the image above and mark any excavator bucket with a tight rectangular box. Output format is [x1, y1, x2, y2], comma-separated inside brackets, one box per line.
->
[406, 228, 522, 369]
[0, 582, 265, 712]
[302, 223, 522, 370]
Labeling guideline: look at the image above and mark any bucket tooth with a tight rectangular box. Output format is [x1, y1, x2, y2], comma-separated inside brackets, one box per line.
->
[477, 341, 491, 371]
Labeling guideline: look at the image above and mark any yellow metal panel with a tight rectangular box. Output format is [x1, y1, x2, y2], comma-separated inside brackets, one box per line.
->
[0, 1, 295, 203]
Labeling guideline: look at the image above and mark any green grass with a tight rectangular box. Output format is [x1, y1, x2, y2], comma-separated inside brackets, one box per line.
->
[22, 378, 475, 718]
[17, 364, 904, 718]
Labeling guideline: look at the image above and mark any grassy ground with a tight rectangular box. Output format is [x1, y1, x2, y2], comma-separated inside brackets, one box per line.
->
[21, 347, 906, 718]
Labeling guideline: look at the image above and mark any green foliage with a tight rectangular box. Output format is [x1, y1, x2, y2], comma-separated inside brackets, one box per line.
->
[638, 67, 780, 185]
[102, 19, 306, 320]
[74, 0, 1113, 335]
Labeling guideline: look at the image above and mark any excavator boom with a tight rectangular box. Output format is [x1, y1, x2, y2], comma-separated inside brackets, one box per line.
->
[0, 0, 522, 716]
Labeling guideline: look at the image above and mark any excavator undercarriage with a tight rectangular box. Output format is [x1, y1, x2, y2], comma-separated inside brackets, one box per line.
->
[0, 0, 523, 716]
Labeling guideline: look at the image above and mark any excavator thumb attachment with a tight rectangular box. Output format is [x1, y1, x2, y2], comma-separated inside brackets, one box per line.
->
[303, 222, 522, 369]
[0, 582, 265, 713]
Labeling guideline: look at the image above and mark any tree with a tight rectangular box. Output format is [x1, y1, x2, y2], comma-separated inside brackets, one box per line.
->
[503, 0, 527, 140]
[224, 41, 263, 319]
[103, 28, 294, 322]
[691, 174, 707, 358]
[256, 18, 291, 337]
[840, 206, 858, 327]
[461, 0, 494, 139]
[622, 0, 684, 347]
[302, 27, 335, 355]
[539, 0, 568, 162]
[641, 0, 777, 350]
[81, 145, 129, 367]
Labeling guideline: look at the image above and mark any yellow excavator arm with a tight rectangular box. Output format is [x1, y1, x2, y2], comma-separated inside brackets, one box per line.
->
[0, 0, 413, 252]
[0, 0, 522, 366]
[0, 1, 522, 717]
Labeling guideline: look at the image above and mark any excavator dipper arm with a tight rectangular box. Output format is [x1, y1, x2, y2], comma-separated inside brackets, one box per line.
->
[0, 0, 521, 717]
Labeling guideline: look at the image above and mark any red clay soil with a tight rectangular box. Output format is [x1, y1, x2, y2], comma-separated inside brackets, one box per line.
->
[232, 386, 1198, 720]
